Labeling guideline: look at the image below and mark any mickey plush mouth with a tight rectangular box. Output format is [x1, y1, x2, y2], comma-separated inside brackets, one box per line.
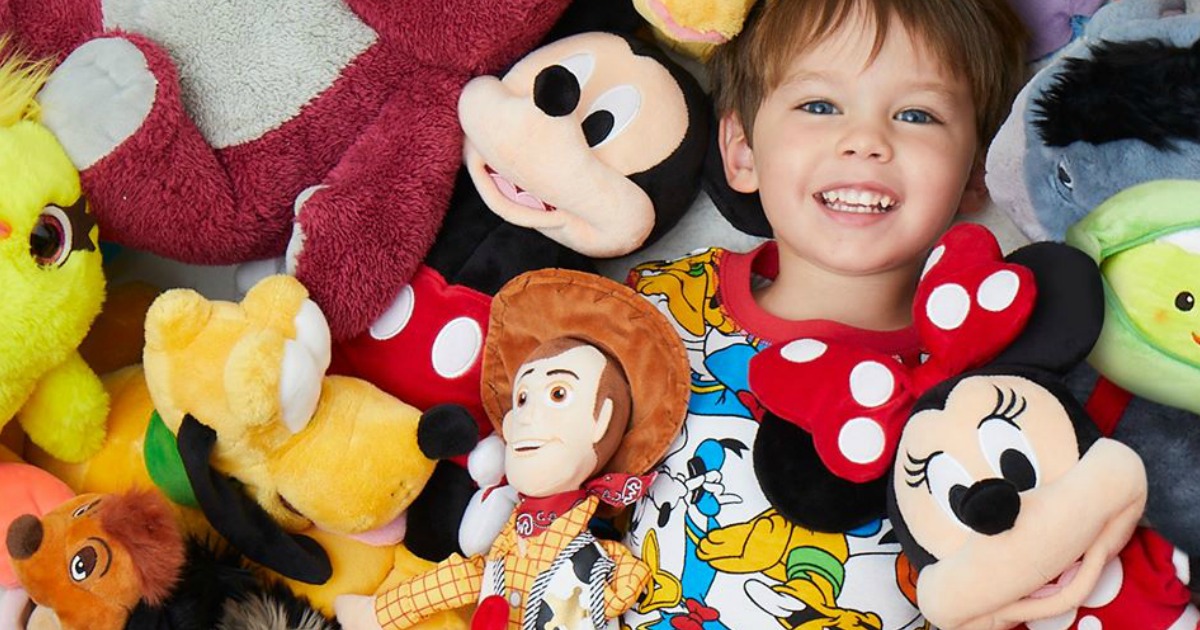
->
[817, 187, 898, 214]
[1026, 560, 1082, 600]
[485, 165, 557, 212]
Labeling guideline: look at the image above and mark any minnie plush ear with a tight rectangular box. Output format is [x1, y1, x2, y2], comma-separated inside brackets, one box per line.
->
[990, 242, 1104, 373]
[177, 415, 332, 585]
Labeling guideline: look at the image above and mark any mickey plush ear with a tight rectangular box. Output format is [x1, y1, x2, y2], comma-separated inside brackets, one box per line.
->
[176, 415, 332, 585]
[702, 119, 772, 237]
[990, 241, 1103, 373]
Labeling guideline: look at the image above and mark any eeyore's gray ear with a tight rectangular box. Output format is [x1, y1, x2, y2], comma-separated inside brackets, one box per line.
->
[990, 242, 1103, 374]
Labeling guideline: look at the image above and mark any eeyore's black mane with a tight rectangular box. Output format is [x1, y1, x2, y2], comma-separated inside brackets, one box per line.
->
[1033, 38, 1200, 149]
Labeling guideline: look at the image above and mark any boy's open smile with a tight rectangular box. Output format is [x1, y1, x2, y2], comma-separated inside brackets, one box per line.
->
[816, 183, 900, 215]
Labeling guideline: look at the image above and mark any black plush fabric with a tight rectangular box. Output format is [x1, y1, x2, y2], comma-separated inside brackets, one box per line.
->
[754, 414, 888, 533]
[177, 416, 332, 585]
[405, 461, 477, 561]
[418, 404, 481, 460]
[1033, 38, 1200, 149]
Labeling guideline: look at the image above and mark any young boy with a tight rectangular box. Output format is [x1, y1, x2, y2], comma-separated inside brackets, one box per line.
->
[623, 1, 1026, 628]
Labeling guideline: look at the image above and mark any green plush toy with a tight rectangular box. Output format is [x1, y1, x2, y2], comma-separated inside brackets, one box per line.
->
[0, 47, 108, 463]
[1067, 180, 1200, 415]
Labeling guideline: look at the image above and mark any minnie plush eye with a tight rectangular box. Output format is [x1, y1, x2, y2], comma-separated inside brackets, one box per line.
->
[979, 418, 1039, 492]
[69, 546, 98, 582]
[582, 85, 641, 148]
[30, 205, 73, 267]
[923, 453, 976, 530]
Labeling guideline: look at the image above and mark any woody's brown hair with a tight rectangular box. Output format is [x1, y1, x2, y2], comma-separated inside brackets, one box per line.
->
[709, 0, 1027, 146]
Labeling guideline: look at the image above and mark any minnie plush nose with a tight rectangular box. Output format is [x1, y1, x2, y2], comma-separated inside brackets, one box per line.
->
[533, 65, 580, 117]
[956, 479, 1020, 535]
[6, 514, 43, 560]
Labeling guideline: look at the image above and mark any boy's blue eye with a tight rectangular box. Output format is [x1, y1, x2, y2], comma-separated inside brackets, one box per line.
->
[799, 100, 839, 115]
[895, 109, 936, 124]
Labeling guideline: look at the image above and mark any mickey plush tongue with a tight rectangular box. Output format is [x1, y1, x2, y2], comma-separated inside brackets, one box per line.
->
[485, 165, 557, 211]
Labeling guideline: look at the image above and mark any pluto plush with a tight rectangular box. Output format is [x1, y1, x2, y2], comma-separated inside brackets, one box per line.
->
[3, 0, 572, 339]
[631, 0, 758, 60]
[141, 275, 478, 618]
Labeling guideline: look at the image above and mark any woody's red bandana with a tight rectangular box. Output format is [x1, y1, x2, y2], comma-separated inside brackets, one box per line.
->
[749, 224, 1037, 482]
[514, 473, 655, 538]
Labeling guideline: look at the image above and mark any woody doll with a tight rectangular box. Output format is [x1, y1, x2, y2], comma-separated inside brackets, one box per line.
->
[337, 269, 690, 630]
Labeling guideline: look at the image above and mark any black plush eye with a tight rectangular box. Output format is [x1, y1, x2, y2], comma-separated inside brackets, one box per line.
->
[581, 85, 640, 149]
[69, 546, 97, 582]
[30, 205, 73, 267]
[1176, 291, 1194, 312]
[999, 450, 1037, 492]
[1056, 162, 1073, 190]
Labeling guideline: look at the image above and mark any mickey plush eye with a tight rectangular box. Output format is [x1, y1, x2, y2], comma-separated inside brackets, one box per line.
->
[546, 383, 572, 407]
[582, 85, 641, 148]
[69, 546, 98, 582]
[1176, 291, 1195, 312]
[556, 53, 595, 88]
[30, 205, 73, 267]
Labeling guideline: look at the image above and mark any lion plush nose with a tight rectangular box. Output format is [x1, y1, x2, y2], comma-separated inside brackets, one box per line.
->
[6, 514, 43, 560]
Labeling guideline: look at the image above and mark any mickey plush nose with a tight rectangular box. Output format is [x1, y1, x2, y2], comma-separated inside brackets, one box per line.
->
[6, 514, 44, 560]
[533, 65, 581, 117]
[956, 479, 1020, 535]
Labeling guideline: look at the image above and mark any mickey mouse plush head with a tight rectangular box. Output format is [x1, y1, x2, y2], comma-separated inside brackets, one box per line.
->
[458, 30, 709, 259]
[884, 244, 1193, 630]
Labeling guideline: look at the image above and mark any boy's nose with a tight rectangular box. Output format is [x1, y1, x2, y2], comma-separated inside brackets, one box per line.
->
[837, 125, 893, 161]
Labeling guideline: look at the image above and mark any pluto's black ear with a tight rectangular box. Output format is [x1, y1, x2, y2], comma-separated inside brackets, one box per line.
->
[701, 121, 772, 237]
[177, 415, 332, 585]
[990, 242, 1104, 374]
[754, 413, 887, 532]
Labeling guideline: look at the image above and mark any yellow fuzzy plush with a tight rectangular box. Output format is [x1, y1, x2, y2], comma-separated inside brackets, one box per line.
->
[0, 45, 108, 463]
[632, 0, 757, 60]
[142, 276, 466, 625]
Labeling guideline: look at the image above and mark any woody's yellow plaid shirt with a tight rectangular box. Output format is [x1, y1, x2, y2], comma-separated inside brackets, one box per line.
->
[375, 496, 650, 629]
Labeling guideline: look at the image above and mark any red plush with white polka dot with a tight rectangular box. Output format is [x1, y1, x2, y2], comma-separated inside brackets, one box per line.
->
[748, 223, 1037, 482]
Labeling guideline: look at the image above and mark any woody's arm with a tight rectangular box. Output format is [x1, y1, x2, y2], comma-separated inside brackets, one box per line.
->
[374, 553, 485, 629]
[597, 540, 652, 619]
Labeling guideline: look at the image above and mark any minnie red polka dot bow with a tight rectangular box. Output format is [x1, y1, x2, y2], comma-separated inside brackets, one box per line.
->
[748, 224, 1037, 482]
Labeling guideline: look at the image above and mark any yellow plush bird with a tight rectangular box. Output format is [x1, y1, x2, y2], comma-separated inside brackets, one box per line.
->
[0, 43, 108, 462]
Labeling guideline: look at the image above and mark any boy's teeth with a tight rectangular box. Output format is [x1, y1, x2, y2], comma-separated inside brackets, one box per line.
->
[820, 189, 896, 212]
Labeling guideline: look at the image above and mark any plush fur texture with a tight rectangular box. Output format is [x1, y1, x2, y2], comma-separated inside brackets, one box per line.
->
[1034, 38, 1200, 148]
[98, 492, 185, 606]
[0, 46, 107, 463]
[9, 0, 574, 340]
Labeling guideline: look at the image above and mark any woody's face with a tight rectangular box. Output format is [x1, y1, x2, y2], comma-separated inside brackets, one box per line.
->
[503, 345, 613, 497]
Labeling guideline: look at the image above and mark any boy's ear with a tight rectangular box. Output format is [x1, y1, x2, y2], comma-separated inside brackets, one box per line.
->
[957, 158, 988, 215]
[719, 112, 759, 194]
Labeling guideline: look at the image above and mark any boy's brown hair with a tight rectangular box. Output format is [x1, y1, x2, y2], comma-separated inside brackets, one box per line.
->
[710, 0, 1028, 147]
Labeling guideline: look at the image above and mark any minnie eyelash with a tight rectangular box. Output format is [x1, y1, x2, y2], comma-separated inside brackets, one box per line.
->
[905, 450, 942, 490]
[983, 386, 1027, 427]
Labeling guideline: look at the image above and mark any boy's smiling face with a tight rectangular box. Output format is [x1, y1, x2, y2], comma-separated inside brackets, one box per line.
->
[722, 9, 980, 280]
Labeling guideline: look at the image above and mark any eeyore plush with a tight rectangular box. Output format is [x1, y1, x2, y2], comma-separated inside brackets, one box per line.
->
[985, 0, 1200, 559]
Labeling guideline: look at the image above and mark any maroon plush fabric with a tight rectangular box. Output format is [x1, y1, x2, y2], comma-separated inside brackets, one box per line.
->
[2, 0, 572, 339]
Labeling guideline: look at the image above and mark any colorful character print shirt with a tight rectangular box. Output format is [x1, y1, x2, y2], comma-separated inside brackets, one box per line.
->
[1021, 528, 1199, 630]
[622, 244, 928, 630]
[376, 495, 649, 629]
